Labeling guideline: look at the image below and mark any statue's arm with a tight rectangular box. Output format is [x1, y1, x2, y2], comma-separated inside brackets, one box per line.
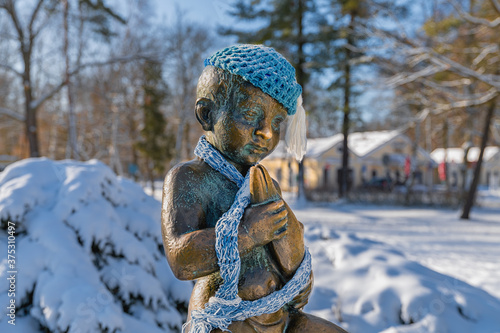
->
[270, 179, 306, 278]
[161, 164, 256, 281]
[271, 179, 312, 310]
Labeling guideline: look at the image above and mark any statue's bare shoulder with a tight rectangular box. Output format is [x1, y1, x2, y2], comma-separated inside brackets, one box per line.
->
[162, 158, 238, 233]
[162, 159, 211, 234]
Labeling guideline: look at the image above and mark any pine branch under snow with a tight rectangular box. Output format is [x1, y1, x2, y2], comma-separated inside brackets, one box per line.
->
[0, 158, 191, 333]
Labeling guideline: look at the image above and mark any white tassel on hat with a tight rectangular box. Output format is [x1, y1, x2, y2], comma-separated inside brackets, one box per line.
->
[285, 95, 307, 161]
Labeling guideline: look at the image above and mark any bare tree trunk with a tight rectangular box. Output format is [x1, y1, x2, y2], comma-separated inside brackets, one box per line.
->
[22, 27, 39, 157]
[24, 76, 40, 157]
[174, 119, 185, 163]
[339, 15, 355, 199]
[296, 0, 306, 201]
[48, 112, 59, 159]
[2, 0, 45, 157]
[109, 105, 123, 175]
[405, 118, 420, 205]
[184, 121, 191, 160]
[425, 115, 432, 152]
[461, 97, 497, 219]
[127, 104, 140, 181]
[443, 119, 450, 192]
[63, 0, 78, 159]
[461, 141, 472, 199]
[148, 158, 155, 194]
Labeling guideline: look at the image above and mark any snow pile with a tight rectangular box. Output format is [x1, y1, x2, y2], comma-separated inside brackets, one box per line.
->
[477, 188, 500, 208]
[0, 158, 191, 333]
[304, 225, 500, 333]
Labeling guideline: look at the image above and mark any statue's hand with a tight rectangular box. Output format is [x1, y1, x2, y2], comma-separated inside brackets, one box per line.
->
[239, 199, 288, 248]
[288, 271, 314, 310]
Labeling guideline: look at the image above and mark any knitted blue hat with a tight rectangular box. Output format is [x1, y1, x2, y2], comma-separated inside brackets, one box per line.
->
[204, 44, 302, 115]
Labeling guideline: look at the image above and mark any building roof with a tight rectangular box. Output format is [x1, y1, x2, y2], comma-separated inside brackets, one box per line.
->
[306, 134, 343, 158]
[306, 130, 403, 158]
[266, 130, 407, 160]
[265, 130, 437, 165]
[347, 130, 403, 158]
[431, 147, 500, 163]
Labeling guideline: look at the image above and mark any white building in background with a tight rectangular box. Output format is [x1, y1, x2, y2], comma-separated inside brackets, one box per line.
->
[430, 146, 500, 189]
[262, 130, 436, 192]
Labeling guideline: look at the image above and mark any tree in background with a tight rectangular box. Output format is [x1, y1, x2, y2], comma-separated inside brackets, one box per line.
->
[62, 0, 126, 159]
[369, 0, 499, 217]
[0, 0, 59, 157]
[322, 0, 409, 197]
[165, 8, 213, 165]
[0, 0, 126, 157]
[222, 0, 408, 199]
[221, 0, 333, 199]
[326, 0, 369, 198]
[135, 60, 175, 193]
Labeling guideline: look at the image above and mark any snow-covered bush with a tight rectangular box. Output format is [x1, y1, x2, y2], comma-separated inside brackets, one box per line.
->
[0, 158, 192, 332]
[305, 225, 500, 333]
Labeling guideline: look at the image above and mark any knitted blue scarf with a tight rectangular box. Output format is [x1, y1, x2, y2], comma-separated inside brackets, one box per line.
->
[186, 136, 312, 333]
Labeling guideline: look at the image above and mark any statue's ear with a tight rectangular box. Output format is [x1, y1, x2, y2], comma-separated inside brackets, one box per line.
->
[195, 98, 215, 131]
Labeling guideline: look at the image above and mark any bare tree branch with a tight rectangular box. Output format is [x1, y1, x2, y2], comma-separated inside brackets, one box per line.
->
[31, 8, 55, 41]
[369, 25, 500, 90]
[488, 55, 500, 65]
[473, 44, 499, 67]
[28, 0, 45, 38]
[30, 54, 150, 110]
[0, 63, 22, 77]
[30, 81, 65, 110]
[2, 0, 25, 50]
[429, 50, 500, 89]
[448, 0, 500, 27]
[433, 89, 499, 114]
[387, 63, 447, 87]
[434, 78, 472, 87]
[0, 106, 24, 121]
[68, 54, 150, 76]
[419, 78, 495, 105]
[492, 0, 500, 14]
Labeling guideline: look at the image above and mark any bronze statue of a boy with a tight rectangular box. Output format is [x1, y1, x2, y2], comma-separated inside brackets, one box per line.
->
[161, 44, 347, 333]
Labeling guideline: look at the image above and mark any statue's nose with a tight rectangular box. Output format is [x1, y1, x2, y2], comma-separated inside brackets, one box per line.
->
[255, 120, 272, 140]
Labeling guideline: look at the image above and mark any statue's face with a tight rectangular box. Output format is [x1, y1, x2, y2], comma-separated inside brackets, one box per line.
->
[209, 83, 287, 168]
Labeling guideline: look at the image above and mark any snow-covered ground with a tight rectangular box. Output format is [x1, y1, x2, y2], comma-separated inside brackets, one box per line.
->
[290, 200, 500, 332]
[477, 188, 500, 208]
[1, 159, 499, 333]
[290, 200, 500, 301]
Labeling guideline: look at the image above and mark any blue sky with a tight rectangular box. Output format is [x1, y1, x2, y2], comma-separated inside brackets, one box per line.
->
[154, 0, 235, 27]
[152, 0, 397, 123]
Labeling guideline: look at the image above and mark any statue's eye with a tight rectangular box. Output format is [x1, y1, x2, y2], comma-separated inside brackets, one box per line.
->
[242, 109, 260, 122]
[272, 116, 285, 131]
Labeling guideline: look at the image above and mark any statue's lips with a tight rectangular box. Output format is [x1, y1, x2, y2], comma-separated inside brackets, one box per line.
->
[246, 144, 268, 154]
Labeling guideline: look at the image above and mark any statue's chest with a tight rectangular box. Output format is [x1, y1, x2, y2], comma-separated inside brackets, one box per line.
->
[200, 172, 284, 299]
[202, 175, 240, 228]
[238, 246, 284, 300]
